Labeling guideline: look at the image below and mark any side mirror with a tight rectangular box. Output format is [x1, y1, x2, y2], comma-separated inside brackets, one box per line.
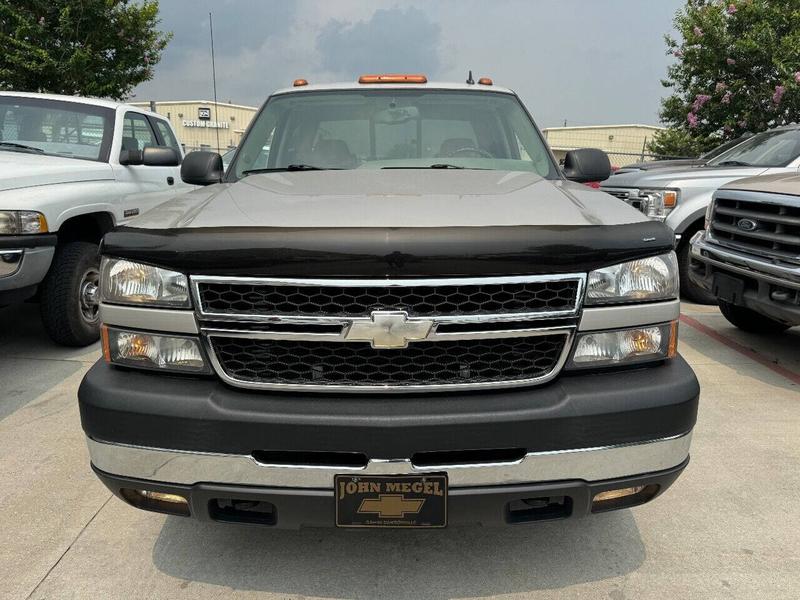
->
[142, 146, 180, 167]
[562, 148, 612, 183]
[181, 151, 224, 185]
[119, 145, 180, 167]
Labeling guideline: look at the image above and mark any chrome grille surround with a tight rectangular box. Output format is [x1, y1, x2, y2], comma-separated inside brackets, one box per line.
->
[191, 274, 585, 393]
[709, 189, 800, 265]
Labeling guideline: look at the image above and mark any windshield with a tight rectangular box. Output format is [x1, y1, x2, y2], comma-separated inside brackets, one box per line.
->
[0, 96, 113, 162]
[230, 90, 558, 179]
[707, 128, 800, 167]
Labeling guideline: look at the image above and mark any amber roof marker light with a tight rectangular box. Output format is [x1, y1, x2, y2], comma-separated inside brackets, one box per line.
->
[478, 77, 493, 86]
[293, 79, 309, 87]
[358, 74, 428, 84]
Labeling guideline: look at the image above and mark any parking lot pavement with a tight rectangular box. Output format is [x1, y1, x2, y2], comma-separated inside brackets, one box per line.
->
[1, 301, 798, 600]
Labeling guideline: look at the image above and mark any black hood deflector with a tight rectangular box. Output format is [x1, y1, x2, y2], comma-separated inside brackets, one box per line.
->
[102, 222, 674, 278]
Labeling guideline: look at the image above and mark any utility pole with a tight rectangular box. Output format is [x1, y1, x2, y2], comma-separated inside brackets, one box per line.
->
[209, 12, 221, 154]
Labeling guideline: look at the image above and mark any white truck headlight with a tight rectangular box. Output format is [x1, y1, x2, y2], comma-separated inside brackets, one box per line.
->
[568, 322, 678, 369]
[101, 258, 190, 307]
[586, 252, 679, 305]
[102, 326, 209, 373]
[638, 189, 679, 220]
[0, 210, 48, 234]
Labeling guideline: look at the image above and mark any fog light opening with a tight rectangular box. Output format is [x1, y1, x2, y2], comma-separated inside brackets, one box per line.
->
[591, 484, 659, 513]
[120, 488, 190, 516]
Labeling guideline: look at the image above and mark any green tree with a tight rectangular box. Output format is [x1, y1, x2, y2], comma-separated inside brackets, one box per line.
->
[649, 0, 800, 157]
[0, 0, 171, 100]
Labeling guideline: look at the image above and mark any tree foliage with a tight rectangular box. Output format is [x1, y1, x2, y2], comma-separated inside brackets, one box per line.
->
[0, 0, 171, 100]
[649, 0, 800, 157]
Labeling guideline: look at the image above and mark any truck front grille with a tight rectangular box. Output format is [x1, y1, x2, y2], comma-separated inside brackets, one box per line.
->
[196, 279, 581, 318]
[192, 274, 583, 393]
[711, 193, 800, 264]
[210, 335, 568, 389]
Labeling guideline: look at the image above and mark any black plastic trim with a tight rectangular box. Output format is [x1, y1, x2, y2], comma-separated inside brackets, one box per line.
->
[79, 356, 699, 457]
[101, 222, 674, 278]
[92, 458, 688, 528]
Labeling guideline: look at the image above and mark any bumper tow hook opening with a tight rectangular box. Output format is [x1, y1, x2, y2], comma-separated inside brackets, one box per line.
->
[210, 498, 277, 526]
[506, 495, 572, 523]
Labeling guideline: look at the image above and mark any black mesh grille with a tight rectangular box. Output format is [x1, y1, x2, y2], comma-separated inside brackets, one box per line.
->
[197, 280, 580, 317]
[211, 336, 567, 387]
[711, 196, 800, 264]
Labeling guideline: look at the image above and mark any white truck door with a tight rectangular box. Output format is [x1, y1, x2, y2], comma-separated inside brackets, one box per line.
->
[113, 111, 181, 221]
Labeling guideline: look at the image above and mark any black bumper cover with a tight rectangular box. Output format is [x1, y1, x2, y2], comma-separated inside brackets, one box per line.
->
[79, 357, 699, 457]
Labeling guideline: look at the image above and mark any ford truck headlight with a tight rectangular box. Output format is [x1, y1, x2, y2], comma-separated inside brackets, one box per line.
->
[101, 258, 190, 307]
[102, 326, 210, 373]
[568, 322, 678, 369]
[638, 189, 679, 220]
[0, 210, 48, 234]
[586, 252, 679, 304]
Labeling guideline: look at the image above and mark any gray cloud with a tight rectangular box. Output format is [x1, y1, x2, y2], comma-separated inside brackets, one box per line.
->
[316, 7, 441, 78]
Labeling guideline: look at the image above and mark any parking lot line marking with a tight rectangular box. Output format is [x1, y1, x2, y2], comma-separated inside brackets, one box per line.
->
[680, 314, 800, 386]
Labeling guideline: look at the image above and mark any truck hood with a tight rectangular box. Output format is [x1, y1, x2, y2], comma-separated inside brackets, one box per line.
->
[603, 164, 770, 189]
[131, 169, 646, 229]
[0, 151, 113, 192]
[106, 169, 674, 278]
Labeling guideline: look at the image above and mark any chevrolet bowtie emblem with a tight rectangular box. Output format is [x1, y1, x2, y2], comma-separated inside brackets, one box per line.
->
[345, 310, 433, 349]
[358, 494, 426, 518]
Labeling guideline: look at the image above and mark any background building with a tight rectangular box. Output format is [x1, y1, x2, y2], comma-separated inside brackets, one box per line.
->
[129, 100, 258, 153]
[542, 124, 666, 167]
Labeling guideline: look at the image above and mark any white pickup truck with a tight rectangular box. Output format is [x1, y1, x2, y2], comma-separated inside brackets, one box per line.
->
[0, 92, 190, 345]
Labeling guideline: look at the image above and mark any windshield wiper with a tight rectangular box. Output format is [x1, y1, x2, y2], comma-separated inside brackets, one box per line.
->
[382, 164, 471, 169]
[0, 142, 45, 154]
[715, 160, 752, 167]
[242, 164, 337, 175]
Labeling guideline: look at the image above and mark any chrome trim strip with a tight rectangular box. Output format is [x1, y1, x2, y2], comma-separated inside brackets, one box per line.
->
[99, 303, 199, 334]
[202, 328, 576, 393]
[579, 299, 680, 331]
[692, 234, 800, 287]
[86, 431, 692, 489]
[190, 273, 586, 324]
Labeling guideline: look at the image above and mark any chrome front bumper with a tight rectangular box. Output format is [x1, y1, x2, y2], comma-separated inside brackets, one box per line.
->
[86, 431, 692, 490]
[0, 246, 54, 290]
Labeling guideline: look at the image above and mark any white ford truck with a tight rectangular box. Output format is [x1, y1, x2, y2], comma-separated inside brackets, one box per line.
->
[0, 92, 190, 345]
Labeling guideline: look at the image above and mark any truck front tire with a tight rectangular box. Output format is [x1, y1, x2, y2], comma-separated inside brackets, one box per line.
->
[679, 242, 717, 305]
[718, 301, 791, 334]
[40, 241, 101, 346]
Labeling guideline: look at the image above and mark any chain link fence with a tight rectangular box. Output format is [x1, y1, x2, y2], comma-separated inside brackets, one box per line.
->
[542, 127, 693, 169]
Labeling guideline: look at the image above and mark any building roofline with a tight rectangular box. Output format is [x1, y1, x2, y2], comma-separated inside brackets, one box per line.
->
[542, 124, 664, 132]
[129, 100, 259, 111]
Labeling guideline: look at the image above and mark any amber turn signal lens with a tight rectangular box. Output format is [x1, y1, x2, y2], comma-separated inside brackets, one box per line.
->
[101, 325, 111, 362]
[358, 74, 428, 84]
[668, 320, 679, 358]
[663, 190, 678, 208]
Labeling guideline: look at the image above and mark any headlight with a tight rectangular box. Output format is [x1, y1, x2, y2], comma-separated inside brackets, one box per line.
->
[638, 189, 679, 220]
[568, 322, 677, 369]
[101, 258, 190, 307]
[586, 252, 679, 305]
[102, 326, 210, 373]
[0, 210, 48, 234]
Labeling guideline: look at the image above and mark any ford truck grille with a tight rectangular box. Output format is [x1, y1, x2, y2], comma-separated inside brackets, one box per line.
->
[191, 275, 584, 393]
[210, 335, 567, 388]
[710, 193, 800, 265]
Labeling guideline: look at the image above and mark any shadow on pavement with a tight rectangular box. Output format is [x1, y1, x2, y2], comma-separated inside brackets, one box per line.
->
[152, 511, 644, 599]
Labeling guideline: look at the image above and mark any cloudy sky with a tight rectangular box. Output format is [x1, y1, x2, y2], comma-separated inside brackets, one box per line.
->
[133, 0, 684, 128]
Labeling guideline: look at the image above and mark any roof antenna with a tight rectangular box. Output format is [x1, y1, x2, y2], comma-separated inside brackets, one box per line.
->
[466, 70, 475, 85]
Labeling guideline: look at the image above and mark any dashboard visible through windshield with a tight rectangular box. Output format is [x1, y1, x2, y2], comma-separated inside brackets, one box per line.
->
[230, 90, 558, 179]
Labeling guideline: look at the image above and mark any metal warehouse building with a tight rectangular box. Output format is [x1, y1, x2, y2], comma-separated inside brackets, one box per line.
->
[129, 100, 258, 154]
[542, 124, 665, 167]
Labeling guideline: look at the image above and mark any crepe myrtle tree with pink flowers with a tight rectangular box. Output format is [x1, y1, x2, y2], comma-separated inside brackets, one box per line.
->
[0, 0, 171, 100]
[649, 0, 800, 158]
